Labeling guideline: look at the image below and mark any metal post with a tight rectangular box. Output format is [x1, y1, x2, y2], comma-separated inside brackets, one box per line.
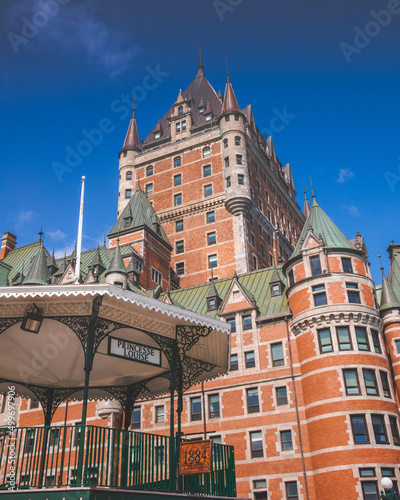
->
[38, 389, 54, 488]
[74, 176, 86, 283]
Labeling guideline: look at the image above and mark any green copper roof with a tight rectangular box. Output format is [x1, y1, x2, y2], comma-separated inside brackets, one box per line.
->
[109, 187, 170, 246]
[105, 242, 128, 277]
[162, 266, 288, 319]
[380, 269, 400, 311]
[290, 196, 355, 259]
[3, 241, 47, 283]
[388, 245, 400, 300]
[0, 262, 11, 286]
[23, 243, 49, 285]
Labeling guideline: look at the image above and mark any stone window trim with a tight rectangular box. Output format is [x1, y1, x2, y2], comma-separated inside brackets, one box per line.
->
[175, 261, 185, 276]
[270, 341, 285, 367]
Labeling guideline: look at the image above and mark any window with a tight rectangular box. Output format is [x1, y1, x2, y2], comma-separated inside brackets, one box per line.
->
[372, 414, 388, 443]
[125, 189, 132, 199]
[178, 105, 183, 115]
[280, 430, 293, 450]
[174, 193, 182, 206]
[363, 369, 379, 396]
[191, 397, 202, 421]
[49, 428, 60, 447]
[347, 283, 360, 303]
[154, 131, 160, 140]
[174, 174, 182, 186]
[145, 183, 153, 196]
[361, 482, 379, 500]
[310, 255, 322, 275]
[207, 211, 215, 224]
[360, 468, 375, 477]
[230, 353, 238, 371]
[337, 326, 352, 350]
[174, 156, 181, 168]
[176, 122, 181, 132]
[126, 171, 132, 180]
[253, 255, 258, 269]
[351, 415, 369, 443]
[372, 330, 381, 354]
[209, 394, 220, 418]
[205, 113, 211, 122]
[73, 423, 82, 448]
[271, 342, 284, 366]
[238, 174, 244, 185]
[285, 481, 298, 500]
[245, 351, 255, 368]
[225, 157, 230, 167]
[175, 240, 184, 254]
[182, 120, 186, 130]
[271, 283, 281, 297]
[155, 405, 165, 423]
[204, 184, 213, 197]
[176, 220, 183, 232]
[151, 268, 162, 285]
[203, 147, 211, 158]
[251, 233, 255, 246]
[211, 435, 222, 444]
[123, 151, 127, 157]
[226, 176, 231, 187]
[30, 399, 40, 409]
[343, 369, 361, 395]
[288, 270, 295, 286]
[256, 179, 261, 191]
[236, 154, 242, 165]
[261, 244, 265, 258]
[355, 327, 370, 351]
[176, 262, 185, 276]
[208, 297, 217, 311]
[203, 164, 212, 177]
[313, 285, 327, 306]
[235, 136, 241, 146]
[247, 388, 260, 413]
[207, 232, 216, 245]
[380, 371, 391, 398]
[342, 257, 353, 273]
[389, 416, 400, 445]
[243, 315, 252, 331]
[225, 115, 230, 122]
[253, 480, 268, 500]
[146, 165, 153, 176]
[223, 138, 228, 148]
[250, 431, 263, 458]
[234, 114, 239, 121]
[227, 317, 236, 333]
[199, 106, 204, 114]
[276, 387, 288, 405]
[132, 406, 141, 429]
[208, 254, 217, 269]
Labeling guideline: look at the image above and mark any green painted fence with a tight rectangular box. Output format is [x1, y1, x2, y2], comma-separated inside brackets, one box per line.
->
[0, 426, 236, 497]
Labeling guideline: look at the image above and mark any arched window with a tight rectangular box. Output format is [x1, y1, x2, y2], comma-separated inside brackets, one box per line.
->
[178, 105, 183, 115]
[126, 171, 132, 180]
[235, 136, 241, 146]
[203, 147, 211, 158]
[174, 156, 181, 168]
[223, 138, 228, 148]
[146, 165, 153, 176]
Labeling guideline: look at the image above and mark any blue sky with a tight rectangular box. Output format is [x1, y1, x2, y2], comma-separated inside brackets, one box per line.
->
[1, 0, 400, 284]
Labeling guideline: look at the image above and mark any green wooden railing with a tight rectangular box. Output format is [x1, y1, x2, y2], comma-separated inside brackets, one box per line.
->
[0, 425, 236, 497]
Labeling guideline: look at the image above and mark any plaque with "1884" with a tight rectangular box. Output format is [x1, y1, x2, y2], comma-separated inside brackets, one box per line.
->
[179, 440, 212, 475]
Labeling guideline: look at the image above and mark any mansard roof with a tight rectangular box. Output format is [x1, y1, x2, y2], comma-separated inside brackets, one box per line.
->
[109, 187, 170, 246]
[290, 195, 355, 260]
[160, 266, 288, 320]
[2, 240, 47, 283]
[143, 65, 223, 146]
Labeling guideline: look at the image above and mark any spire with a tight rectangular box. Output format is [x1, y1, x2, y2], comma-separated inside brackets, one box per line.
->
[105, 239, 128, 278]
[222, 60, 240, 114]
[380, 258, 400, 311]
[217, 87, 223, 101]
[23, 240, 49, 285]
[303, 180, 311, 218]
[122, 97, 140, 151]
[197, 43, 204, 76]
[90, 244, 105, 274]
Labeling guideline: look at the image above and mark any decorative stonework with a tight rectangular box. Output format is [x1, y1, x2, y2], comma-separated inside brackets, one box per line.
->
[157, 195, 225, 222]
[291, 311, 382, 336]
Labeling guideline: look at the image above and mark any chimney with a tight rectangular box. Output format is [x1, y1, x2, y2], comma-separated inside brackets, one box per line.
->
[0, 232, 17, 260]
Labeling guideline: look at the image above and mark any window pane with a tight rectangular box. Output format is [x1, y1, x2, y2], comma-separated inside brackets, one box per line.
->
[230, 354, 238, 371]
[286, 481, 298, 500]
[227, 318, 236, 333]
[314, 292, 327, 306]
[208, 254, 217, 269]
[342, 257, 353, 273]
[310, 256, 321, 275]
[207, 211, 215, 224]
[344, 369, 360, 395]
[337, 326, 352, 350]
[351, 415, 369, 443]
[250, 431, 263, 457]
[191, 397, 202, 421]
[204, 184, 213, 197]
[245, 351, 255, 368]
[318, 328, 333, 353]
[247, 388, 260, 413]
[203, 165, 212, 177]
[361, 482, 379, 500]
[281, 430, 293, 450]
[363, 369, 379, 396]
[203, 147, 211, 158]
[380, 371, 391, 398]
[243, 315, 252, 330]
[277, 387, 288, 405]
[176, 220, 183, 232]
[271, 342, 284, 366]
[207, 232, 216, 245]
[372, 330, 382, 353]
[389, 416, 400, 445]
[174, 174, 182, 186]
[348, 291, 360, 303]
[356, 327, 369, 351]
[132, 406, 141, 429]
[372, 414, 388, 443]
[209, 394, 220, 419]
[174, 157, 181, 167]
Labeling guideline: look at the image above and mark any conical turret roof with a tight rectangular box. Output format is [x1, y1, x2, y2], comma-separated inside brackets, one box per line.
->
[90, 245, 105, 269]
[380, 268, 400, 311]
[122, 104, 140, 151]
[290, 195, 355, 260]
[109, 187, 171, 246]
[222, 67, 240, 114]
[105, 241, 128, 277]
[23, 242, 49, 285]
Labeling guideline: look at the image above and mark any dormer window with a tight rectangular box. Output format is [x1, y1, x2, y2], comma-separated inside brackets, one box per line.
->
[310, 255, 322, 276]
[124, 217, 131, 227]
[154, 132, 160, 140]
[178, 105, 183, 115]
[199, 106, 205, 114]
[207, 297, 217, 311]
[205, 113, 211, 122]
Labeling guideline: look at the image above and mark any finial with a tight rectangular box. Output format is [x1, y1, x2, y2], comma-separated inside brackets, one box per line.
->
[392, 239, 395, 246]
[104, 234, 106, 247]
[302, 178, 307, 196]
[226, 57, 230, 82]
[132, 93, 136, 115]
[356, 229, 361, 237]
[137, 175, 141, 188]
[378, 251, 384, 270]
[38, 227, 44, 244]
[198, 43, 204, 70]
[310, 177, 315, 199]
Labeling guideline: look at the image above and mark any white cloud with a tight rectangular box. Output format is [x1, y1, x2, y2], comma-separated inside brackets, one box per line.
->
[337, 169, 354, 184]
[343, 204, 361, 217]
[7, 1, 140, 77]
[47, 229, 67, 240]
[54, 243, 75, 259]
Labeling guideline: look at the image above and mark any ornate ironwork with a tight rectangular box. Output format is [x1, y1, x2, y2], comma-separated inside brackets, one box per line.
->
[0, 317, 24, 335]
[52, 315, 90, 351]
[180, 357, 216, 390]
[105, 383, 146, 408]
[176, 325, 213, 354]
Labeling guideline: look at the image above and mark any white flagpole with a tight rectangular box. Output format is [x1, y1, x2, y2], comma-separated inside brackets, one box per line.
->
[74, 176, 86, 283]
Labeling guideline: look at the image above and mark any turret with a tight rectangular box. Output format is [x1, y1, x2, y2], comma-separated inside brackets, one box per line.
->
[23, 233, 49, 286]
[105, 239, 128, 289]
[118, 100, 141, 217]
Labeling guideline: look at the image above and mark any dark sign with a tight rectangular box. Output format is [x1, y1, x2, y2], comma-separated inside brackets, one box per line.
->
[179, 440, 213, 475]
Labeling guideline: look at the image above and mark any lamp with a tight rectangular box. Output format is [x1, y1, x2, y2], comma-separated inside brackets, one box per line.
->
[380, 478, 398, 500]
[20, 304, 43, 334]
